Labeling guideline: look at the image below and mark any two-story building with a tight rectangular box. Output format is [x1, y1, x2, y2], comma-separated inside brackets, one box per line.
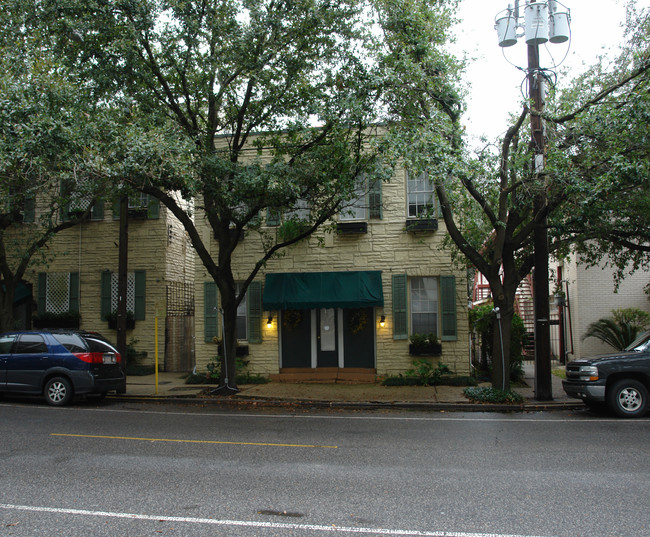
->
[17, 190, 195, 371]
[194, 166, 470, 382]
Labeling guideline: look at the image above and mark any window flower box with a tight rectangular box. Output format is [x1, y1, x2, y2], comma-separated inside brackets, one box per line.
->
[337, 222, 368, 234]
[405, 218, 438, 233]
[408, 333, 442, 356]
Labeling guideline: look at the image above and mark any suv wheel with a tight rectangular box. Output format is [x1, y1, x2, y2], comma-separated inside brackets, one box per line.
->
[44, 377, 73, 406]
[607, 379, 649, 418]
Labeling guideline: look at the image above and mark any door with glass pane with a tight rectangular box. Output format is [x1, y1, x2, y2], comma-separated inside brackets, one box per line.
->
[317, 308, 338, 367]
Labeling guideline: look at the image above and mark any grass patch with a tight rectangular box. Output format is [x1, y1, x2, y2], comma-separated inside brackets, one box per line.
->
[552, 368, 566, 379]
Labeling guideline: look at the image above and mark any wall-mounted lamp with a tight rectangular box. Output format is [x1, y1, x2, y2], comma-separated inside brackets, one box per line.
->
[379, 315, 386, 328]
[266, 315, 274, 329]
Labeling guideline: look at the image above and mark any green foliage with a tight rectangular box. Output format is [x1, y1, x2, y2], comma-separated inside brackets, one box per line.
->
[583, 308, 650, 351]
[187, 355, 269, 385]
[380, 359, 472, 386]
[463, 386, 525, 405]
[469, 302, 526, 382]
[408, 333, 441, 355]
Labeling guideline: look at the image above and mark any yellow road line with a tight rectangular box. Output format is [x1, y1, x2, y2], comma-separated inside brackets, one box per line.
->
[51, 433, 337, 449]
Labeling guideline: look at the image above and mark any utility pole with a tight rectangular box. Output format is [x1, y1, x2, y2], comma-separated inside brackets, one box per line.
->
[495, 1, 571, 400]
[528, 42, 552, 400]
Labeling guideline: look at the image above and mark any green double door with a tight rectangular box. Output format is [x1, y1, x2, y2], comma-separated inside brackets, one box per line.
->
[281, 308, 374, 369]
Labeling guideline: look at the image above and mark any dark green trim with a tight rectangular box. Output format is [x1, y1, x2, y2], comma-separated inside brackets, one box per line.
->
[247, 281, 263, 343]
[69, 272, 80, 313]
[147, 197, 160, 219]
[392, 274, 408, 340]
[204, 282, 218, 342]
[369, 178, 382, 219]
[263, 271, 384, 310]
[440, 275, 457, 341]
[134, 270, 146, 320]
[100, 271, 112, 319]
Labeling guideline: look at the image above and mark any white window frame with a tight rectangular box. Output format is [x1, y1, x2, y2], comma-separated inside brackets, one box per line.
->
[410, 276, 439, 336]
[407, 171, 436, 218]
[340, 174, 368, 221]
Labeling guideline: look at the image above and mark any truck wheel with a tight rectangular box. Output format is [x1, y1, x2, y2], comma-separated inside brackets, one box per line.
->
[607, 379, 649, 418]
[44, 377, 73, 406]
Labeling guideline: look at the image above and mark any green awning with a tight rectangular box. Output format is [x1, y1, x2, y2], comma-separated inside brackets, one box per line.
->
[263, 271, 384, 310]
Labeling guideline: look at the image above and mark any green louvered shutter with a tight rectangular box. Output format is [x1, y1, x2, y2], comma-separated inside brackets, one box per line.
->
[37, 273, 47, 315]
[112, 198, 121, 220]
[100, 271, 112, 319]
[247, 281, 263, 343]
[440, 275, 457, 341]
[69, 272, 80, 313]
[369, 178, 382, 219]
[23, 197, 35, 223]
[204, 282, 218, 342]
[147, 197, 160, 219]
[134, 271, 146, 320]
[92, 200, 104, 221]
[392, 274, 408, 340]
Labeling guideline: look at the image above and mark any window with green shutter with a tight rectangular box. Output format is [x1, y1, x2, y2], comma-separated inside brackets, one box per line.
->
[247, 281, 263, 343]
[204, 282, 218, 342]
[369, 177, 382, 219]
[440, 275, 457, 341]
[392, 274, 408, 340]
[99, 270, 146, 320]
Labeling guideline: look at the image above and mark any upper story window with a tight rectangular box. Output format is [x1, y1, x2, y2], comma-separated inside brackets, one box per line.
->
[407, 171, 436, 218]
[62, 179, 104, 221]
[340, 174, 383, 222]
[267, 199, 310, 226]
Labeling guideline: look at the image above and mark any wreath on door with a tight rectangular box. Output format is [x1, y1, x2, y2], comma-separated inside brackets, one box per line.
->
[349, 309, 368, 335]
[282, 310, 303, 331]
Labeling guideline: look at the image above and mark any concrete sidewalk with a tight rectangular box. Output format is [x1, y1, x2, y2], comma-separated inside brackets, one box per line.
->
[119, 363, 580, 410]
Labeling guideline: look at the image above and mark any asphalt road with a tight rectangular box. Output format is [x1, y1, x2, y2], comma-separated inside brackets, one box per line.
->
[0, 399, 648, 537]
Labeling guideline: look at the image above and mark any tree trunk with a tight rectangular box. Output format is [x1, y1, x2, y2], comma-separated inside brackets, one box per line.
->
[491, 307, 514, 392]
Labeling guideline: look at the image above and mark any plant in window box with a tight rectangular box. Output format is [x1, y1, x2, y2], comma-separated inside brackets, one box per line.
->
[104, 310, 136, 330]
[408, 333, 442, 356]
[33, 311, 81, 329]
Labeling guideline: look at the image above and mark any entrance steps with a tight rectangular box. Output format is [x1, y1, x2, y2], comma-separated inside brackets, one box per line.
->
[270, 367, 377, 384]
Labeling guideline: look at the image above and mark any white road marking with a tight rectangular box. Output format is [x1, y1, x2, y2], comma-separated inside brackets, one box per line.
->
[0, 503, 554, 537]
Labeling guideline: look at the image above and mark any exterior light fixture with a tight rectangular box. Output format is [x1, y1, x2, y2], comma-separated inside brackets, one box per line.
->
[379, 315, 386, 328]
[266, 315, 273, 329]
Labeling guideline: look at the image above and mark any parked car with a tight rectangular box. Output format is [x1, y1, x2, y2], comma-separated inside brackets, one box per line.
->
[0, 330, 126, 406]
[563, 331, 650, 418]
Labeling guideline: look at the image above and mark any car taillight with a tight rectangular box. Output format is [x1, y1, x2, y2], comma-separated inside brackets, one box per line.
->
[74, 352, 121, 364]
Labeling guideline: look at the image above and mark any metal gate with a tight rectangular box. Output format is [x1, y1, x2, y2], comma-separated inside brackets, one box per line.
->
[165, 282, 195, 372]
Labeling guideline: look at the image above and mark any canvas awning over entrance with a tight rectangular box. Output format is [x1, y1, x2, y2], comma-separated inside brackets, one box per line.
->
[263, 271, 384, 310]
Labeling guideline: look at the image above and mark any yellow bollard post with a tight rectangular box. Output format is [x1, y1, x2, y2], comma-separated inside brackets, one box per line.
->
[155, 317, 159, 395]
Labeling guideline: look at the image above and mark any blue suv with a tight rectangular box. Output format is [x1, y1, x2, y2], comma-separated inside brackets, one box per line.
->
[0, 330, 126, 405]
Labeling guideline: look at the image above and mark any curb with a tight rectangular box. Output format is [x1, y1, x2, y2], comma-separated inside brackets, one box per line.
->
[108, 393, 586, 412]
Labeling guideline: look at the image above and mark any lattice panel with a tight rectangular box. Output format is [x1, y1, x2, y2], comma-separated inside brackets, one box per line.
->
[111, 273, 135, 313]
[46, 273, 70, 314]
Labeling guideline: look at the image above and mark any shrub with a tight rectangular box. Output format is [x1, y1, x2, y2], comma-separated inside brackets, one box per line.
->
[381, 360, 477, 386]
[469, 301, 526, 382]
[463, 386, 524, 404]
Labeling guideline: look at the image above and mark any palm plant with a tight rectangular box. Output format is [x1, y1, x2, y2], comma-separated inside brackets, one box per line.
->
[583, 309, 650, 351]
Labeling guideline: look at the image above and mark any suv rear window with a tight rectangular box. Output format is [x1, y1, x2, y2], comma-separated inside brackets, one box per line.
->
[85, 338, 119, 354]
[52, 333, 88, 353]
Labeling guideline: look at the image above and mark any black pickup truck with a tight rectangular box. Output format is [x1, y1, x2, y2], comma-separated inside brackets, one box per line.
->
[563, 331, 650, 418]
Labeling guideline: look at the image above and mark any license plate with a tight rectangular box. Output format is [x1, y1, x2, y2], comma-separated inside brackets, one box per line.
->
[103, 353, 116, 364]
